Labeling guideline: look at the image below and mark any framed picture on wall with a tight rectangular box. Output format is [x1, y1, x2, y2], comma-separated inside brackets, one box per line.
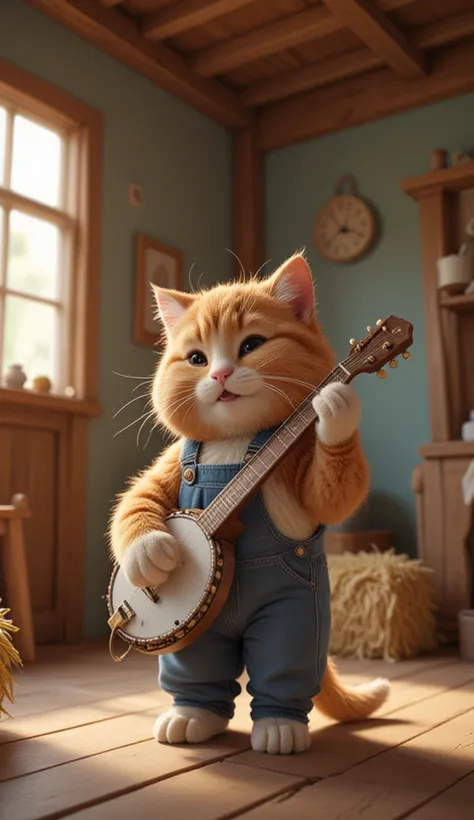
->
[134, 233, 183, 346]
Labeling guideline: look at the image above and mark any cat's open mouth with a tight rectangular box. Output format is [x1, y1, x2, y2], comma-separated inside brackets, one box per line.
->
[218, 390, 239, 402]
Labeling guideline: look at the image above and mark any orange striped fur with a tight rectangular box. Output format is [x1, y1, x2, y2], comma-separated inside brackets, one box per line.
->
[110, 254, 388, 722]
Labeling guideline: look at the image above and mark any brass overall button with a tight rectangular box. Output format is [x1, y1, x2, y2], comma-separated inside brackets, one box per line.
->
[295, 545, 306, 558]
[183, 468, 195, 484]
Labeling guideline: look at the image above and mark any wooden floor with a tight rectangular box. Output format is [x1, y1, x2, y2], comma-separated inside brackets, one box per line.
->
[1, 643, 474, 819]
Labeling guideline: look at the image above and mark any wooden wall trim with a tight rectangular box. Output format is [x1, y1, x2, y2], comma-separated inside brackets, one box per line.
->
[232, 120, 263, 277]
[417, 193, 451, 442]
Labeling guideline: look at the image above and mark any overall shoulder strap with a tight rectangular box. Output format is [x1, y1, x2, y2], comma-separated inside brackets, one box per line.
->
[179, 438, 200, 483]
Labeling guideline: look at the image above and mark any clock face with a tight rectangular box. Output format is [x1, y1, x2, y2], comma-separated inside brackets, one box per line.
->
[314, 194, 376, 263]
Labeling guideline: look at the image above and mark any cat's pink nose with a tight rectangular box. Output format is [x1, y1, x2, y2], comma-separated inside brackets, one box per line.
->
[210, 367, 233, 385]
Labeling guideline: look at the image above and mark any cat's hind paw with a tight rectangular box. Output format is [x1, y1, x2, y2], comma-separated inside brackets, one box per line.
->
[251, 718, 310, 755]
[153, 706, 229, 744]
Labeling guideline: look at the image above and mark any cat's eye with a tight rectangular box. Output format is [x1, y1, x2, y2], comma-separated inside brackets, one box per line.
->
[239, 336, 267, 357]
[188, 351, 208, 367]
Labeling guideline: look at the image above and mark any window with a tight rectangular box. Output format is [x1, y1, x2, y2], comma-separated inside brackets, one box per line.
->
[0, 96, 77, 392]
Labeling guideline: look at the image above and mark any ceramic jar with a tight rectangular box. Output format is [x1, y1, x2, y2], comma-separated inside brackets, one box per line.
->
[33, 375, 52, 394]
[4, 364, 27, 389]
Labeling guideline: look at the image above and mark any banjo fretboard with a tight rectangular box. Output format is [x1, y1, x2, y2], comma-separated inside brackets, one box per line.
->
[196, 315, 413, 539]
[197, 363, 351, 538]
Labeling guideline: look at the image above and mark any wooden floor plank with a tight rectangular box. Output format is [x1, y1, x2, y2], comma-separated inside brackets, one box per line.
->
[67, 761, 305, 820]
[0, 710, 159, 781]
[239, 778, 431, 820]
[407, 772, 474, 819]
[0, 735, 251, 820]
[0, 690, 168, 745]
[342, 708, 474, 792]
[230, 676, 474, 779]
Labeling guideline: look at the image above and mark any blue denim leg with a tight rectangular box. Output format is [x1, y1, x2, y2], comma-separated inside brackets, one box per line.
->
[158, 609, 244, 720]
[162, 429, 331, 726]
[240, 548, 331, 724]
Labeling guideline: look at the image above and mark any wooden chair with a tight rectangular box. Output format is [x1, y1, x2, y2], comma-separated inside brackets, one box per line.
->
[0, 494, 35, 661]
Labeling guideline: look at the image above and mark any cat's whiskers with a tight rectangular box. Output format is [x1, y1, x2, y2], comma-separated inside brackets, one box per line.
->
[132, 379, 153, 393]
[265, 375, 317, 391]
[262, 382, 296, 410]
[112, 393, 150, 419]
[114, 409, 155, 439]
[166, 393, 196, 421]
[137, 410, 156, 448]
[113, 370, 153, 380]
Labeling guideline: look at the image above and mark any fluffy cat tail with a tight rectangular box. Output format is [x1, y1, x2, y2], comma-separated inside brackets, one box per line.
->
[312, 657, 390, 722]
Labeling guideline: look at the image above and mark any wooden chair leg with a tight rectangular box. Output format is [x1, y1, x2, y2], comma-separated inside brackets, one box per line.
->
[2, 497, 35, 662]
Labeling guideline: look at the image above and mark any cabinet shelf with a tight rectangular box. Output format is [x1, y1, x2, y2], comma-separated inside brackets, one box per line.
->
[420, 440, 474, 459]
[439, 292, 474, 313]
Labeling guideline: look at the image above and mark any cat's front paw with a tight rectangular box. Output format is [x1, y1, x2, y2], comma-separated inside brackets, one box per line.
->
[251, 718, 310, 755]
[313, 383, 361, 447]
[122, 530, 181, 588]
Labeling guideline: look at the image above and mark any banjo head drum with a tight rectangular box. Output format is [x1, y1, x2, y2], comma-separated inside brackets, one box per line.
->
[107, 511, 235, 660]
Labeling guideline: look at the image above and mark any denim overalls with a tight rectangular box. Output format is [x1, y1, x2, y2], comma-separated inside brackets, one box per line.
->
[159, 428, 331, 725]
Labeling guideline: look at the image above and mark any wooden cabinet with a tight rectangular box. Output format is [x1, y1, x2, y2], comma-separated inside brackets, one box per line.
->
[413, 443, 474, 635]
[403, 164, 474, 637]
[0, 389, 100, 643]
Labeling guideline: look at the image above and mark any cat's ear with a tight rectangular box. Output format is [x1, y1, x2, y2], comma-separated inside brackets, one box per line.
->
[265, 253, 315, 324]
[152, 286, 196, 333]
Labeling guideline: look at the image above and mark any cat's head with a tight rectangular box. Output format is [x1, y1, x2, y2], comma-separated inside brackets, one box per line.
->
[152, 253, 335, 440]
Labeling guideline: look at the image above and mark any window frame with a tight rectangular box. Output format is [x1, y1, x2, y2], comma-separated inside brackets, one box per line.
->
[0, 58, 102, 415]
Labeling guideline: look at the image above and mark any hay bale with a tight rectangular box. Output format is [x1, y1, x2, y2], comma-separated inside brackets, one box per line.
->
[327, 549, 438, 662]
[0, 602, 21, 717]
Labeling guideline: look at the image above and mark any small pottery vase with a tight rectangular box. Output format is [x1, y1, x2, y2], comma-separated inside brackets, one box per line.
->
[33, 375, 52, 394]
[4, 364, 27, 389]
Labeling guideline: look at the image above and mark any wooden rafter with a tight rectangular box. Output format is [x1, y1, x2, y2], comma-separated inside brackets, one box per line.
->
[98, 0, 123, 7]
[244, 8, 474, 108]
[411, 9, 474, 52]
[258, 42, 474, 151]
[142, 0, 256, 42]
[190, 0, 416, 78]
[322, 0, 426, 79]
[242, 50, 382, 107]
[26, 0, 248, 128]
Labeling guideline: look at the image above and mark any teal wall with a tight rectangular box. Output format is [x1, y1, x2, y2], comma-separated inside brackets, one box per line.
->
[265, 94, 474, 556]
[0, 0, 232, 636]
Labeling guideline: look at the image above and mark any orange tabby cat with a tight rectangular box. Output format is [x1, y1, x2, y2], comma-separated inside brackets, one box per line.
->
[110, 253, 389, 754]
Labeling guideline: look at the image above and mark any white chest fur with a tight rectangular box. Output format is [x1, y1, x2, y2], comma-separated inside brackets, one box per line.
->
[199, 439, 317, 540]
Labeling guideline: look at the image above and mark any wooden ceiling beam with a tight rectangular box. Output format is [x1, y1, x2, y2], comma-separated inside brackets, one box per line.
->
[243, 8, 474, 108]
[411, 9, 474, 51]
[27, 0, 248, 129]
[98, 0, 124, 7]
[142, 0, 256, 42]
[242, 50, 382, 107]
[190, 0, 415, 78]
[322, 0, 426, 79]
[258, 42, 474, 152]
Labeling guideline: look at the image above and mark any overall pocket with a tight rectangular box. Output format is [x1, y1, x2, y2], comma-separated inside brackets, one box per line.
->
[277, 545, 317, 589]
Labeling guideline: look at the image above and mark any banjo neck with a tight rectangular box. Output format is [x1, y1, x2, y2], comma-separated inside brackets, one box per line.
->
[197, 364, 350, 539]
[196, 315, 413, 540]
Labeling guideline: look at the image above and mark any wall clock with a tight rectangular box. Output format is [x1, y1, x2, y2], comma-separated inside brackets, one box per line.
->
[313, 175, 377, 263]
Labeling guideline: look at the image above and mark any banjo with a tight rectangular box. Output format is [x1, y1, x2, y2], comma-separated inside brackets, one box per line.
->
[107, 316, 413, 662]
